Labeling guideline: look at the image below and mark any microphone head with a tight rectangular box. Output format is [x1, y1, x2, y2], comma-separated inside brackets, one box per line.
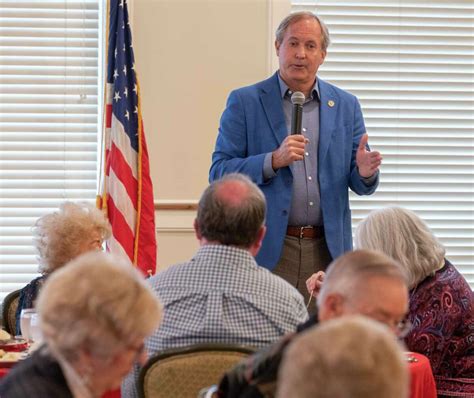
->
[291, 91, 305, 105]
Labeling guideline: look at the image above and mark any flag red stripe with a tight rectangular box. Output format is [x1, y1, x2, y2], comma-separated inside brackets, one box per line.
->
[106, 195, 135, 258]
[105, 104, 112, 129]
[108, 142, 138, 206]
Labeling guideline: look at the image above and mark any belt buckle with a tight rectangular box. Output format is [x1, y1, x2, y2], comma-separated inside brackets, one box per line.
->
[300, 225, 313, 239]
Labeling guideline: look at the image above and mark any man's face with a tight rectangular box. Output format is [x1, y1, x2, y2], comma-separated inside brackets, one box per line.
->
[320, 276, 409, 336]
[275, 17, 326, 92]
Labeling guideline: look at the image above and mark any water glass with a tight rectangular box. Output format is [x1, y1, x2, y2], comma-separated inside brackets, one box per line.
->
[29, 313, 43, 344]
[20, 308, 36, 341]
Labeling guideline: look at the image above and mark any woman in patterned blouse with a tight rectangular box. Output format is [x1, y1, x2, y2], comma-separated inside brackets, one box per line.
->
[15, 202, 111, 335]
[355, 206, 473, 397]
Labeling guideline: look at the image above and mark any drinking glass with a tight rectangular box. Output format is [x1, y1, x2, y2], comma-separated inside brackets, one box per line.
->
[29, 313, 42, 344]
[20, 308, 36, 342]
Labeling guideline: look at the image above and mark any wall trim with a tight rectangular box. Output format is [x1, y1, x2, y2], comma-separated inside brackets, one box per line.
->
[155, 201, 198, 211]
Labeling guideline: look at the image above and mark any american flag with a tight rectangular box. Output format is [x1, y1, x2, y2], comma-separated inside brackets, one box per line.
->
[98, 0, 157, 276]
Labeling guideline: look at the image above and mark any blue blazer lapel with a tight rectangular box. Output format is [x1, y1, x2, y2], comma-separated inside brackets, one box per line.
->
[318, 79, 338, 165]
[259, 73, 288, 146]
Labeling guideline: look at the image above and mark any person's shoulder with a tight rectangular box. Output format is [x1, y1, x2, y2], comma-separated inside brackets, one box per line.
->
[439, 260, 473, 296]
[0, 349, 70, 397]
[256, 267, 305, 300]
[20, 275, 45, 296]
[148, 260, 192, 286]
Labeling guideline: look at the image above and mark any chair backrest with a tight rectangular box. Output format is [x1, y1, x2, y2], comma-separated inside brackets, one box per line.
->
[1, 289, 20, 335]
[138, 344, 255, 398]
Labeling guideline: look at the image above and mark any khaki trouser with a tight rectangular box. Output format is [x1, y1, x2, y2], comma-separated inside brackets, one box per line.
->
[273, 235, 332, 316]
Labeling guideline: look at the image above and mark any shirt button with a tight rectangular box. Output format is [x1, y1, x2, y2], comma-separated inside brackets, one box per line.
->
[308, 176, 312, 180]
[305, 152, 309, 156]
[309, 202, 314, 206]
[303, 128, 307, 132]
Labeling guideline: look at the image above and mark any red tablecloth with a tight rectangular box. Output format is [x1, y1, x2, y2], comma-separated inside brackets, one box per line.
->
[0, 367, 9, 379]
[408, 352, 437, 398]
[102, 390, 120, 398]
[0, 351, 437, 398]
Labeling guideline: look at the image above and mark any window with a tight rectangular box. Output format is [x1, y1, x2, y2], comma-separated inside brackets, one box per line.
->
[0, 0, 101, 300]
[291, 0, 474, 286]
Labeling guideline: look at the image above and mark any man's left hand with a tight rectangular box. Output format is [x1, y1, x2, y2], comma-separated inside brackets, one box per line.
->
[356, 133, 382, 178]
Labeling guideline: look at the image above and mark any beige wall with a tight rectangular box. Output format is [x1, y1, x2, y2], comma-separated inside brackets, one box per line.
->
[131, 0, 290, 268]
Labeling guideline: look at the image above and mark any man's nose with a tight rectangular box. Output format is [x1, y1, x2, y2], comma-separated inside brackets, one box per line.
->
[295, 45, 306, 58]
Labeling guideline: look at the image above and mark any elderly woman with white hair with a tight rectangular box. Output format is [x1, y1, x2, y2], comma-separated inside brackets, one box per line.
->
[15, 201, 111, 335]
[0, 251, 162, 398]
[354, 206, 473, 397]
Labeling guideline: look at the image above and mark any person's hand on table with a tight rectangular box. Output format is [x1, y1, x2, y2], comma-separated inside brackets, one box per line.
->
[306, 271, 325, 298]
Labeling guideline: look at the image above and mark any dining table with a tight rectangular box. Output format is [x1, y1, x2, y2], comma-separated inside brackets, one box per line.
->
[0, 345, 438, 398]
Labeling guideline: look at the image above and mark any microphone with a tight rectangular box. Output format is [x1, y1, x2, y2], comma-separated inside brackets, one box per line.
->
[290, 91, 305, 134]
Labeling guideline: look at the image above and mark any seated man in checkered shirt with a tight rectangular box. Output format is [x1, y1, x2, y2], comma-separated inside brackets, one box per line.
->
[121, 173, 309, 398]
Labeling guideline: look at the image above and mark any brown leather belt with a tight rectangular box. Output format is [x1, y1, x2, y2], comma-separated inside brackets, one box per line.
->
[286, 225, 324, 239]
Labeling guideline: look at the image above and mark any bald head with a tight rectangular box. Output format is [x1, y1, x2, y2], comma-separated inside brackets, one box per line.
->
[214, 178, 252, 208]
[196, 173, 266, 249]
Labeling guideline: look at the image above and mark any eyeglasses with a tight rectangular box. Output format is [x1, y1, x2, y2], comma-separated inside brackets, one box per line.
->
[378, 317, 412, 338]
[395, 318, 412, 339]
[362, 310, 412, 338]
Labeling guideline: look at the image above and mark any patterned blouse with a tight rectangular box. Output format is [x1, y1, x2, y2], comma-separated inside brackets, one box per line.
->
[405, 259, 473, 397]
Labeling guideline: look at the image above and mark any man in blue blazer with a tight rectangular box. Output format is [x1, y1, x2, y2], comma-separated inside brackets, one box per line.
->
[210, 12, 381, 307]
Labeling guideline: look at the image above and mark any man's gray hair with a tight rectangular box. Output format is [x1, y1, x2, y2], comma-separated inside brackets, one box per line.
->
[355, 206, 446, 289]
[37, 251, 162, 362]
[275, 11, 331, 51]
[197, 173, 266, 248]
[276, 315, 409, 398]
[317, 249, 407, 308]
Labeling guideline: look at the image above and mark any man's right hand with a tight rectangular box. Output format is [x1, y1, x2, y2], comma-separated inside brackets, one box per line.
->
[306, 271, 325, 298]
[271, 135, 309, 170]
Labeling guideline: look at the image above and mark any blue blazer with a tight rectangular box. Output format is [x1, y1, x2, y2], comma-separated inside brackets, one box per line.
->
[210, 73, 378, 270]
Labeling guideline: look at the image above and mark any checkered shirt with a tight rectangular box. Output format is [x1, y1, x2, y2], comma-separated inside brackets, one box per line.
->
[121, 244, 308, 398]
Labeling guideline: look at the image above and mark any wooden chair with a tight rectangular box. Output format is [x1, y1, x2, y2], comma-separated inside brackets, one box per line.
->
[138, 343, 255, 398]
[1, 289, 20, 335]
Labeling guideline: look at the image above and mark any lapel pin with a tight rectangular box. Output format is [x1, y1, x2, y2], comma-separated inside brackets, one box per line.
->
[328, 100, 335, 107]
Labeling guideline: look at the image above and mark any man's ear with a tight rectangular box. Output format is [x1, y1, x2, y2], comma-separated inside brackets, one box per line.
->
[193, 219, 201, 241]
[321, 49, 327, 63]
[275, 40, 281, 56]
[319, 293, 345, 321]
[249, 225, 266, 257]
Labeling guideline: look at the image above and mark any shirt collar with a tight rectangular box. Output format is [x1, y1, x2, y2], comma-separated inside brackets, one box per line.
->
[277, 72, 320, 102]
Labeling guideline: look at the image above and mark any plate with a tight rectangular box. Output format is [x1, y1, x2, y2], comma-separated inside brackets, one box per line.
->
[0, 351, 25, 367]
[0, 338, 28, 352]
